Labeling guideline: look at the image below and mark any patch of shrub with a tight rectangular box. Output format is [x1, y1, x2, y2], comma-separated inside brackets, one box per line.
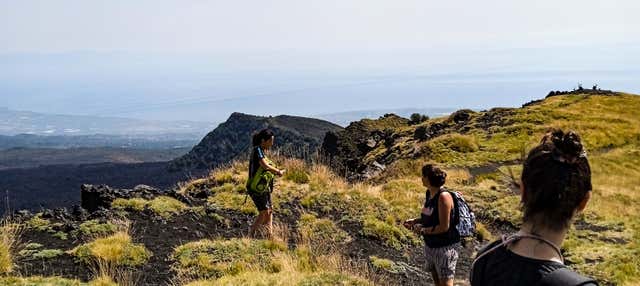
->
[111, 198, 147, 212]
[299, 214, 351, 245]
[171, 238, 287, 280]
[69, 231, 152, 267]
[361, 216, 420, 250]
[147, 196, 189, 218]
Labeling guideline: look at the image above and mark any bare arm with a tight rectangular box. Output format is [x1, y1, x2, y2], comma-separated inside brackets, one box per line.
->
[420, 192, 453, 235]
[259, 158, 283, 176]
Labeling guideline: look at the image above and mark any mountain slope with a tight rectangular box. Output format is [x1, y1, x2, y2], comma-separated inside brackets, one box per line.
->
[322, 90, 640, 285]
[2, 91, 639, 286]
[169, 112, 343, 171]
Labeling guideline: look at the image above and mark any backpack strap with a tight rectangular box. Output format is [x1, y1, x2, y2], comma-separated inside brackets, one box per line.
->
[470, 234, 516, 282]
[537, 267, 598, 286]
[470, 233, 565, 284]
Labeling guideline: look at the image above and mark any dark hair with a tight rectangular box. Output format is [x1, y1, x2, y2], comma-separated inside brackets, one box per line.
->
[521, 129, 592, 231]
[421, 164, 447, 187]
[252, 129, 275, 146]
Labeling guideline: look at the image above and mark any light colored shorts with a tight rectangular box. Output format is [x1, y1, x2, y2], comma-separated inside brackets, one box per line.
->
[424, 243, 460, 280]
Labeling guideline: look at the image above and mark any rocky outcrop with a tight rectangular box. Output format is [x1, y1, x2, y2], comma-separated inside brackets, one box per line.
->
[80, 184, 175, 213]
[321, 114, 409, 180]
[169, 112, 342, 171]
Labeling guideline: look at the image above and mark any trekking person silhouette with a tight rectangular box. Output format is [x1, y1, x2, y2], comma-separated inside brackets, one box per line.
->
[247, 129, 285, 238]
[470, 129, 598, 286]
[403, 164, 461, 286]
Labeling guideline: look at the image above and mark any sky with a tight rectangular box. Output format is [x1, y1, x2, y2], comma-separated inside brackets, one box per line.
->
[1, 0, 639, 122]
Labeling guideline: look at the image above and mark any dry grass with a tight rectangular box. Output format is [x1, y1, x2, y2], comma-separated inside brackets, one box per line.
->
[0, 219, 22, 275]
[68, 219, 148, 285]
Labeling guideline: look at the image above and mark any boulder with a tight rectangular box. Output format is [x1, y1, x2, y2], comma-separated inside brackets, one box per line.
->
[81, 184, 117, 212]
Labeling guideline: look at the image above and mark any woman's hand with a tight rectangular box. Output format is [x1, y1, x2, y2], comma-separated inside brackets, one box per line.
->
[276, 169, 286, 176]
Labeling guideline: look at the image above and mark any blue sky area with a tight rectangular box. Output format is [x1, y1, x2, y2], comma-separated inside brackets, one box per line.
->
[1, 0, 638, 122]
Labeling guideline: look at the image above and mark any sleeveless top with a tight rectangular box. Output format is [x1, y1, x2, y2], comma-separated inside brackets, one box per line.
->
[420, 189, 461, 248]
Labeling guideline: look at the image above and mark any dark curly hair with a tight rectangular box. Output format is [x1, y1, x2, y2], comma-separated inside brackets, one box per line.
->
[521, 129, 592, 231]
[252, 129, 275, 146]
[422, 164, 447, 187]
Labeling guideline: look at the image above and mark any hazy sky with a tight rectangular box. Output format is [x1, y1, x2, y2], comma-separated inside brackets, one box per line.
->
[1, 0, 639, 121]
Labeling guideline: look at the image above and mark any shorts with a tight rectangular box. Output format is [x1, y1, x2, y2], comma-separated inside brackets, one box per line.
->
[249, 191, 272, 211]
[424, 243, 460, 280]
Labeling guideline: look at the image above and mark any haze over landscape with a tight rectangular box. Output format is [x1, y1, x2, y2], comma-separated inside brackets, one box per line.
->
[2, 0, 639, 123]
[1, 1, 640, 286]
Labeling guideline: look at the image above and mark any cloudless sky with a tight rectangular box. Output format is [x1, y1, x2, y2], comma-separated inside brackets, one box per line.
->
[1, 0, 639, 122]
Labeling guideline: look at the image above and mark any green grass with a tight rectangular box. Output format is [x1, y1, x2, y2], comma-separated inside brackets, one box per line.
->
[0, 276, 125, 286]
[361, 216, 420, 250]
[207, 191, 258, 215]
[147, 196, 189, 218]
[111, 198, 147, 212]
[75, 220, 118, 237]
[0, 276, 83, 286]
[69, 231, 152, 267]
[298, 214, 351, 245]
[171, 238, 287, 280]
[162, 93, 640, 285]
[32, 249, 64, 259]
[111, 196, 188, 218]
[369, 256, 402, 274]
[27, 214, 52, 232]
[184, 271, 371, 286]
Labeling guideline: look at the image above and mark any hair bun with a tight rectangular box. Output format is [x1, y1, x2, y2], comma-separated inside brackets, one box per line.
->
[560, 131, 583, 157]
[545, 129, 584, 163]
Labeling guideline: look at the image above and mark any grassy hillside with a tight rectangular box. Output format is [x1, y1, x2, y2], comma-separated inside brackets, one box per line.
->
[370, 92, 640, 285]
[1, 92, 638, 285]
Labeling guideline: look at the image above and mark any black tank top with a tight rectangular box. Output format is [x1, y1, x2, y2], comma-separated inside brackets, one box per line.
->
[420, 189, 460, 248]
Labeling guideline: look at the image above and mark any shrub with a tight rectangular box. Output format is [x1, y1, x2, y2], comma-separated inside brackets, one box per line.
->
[32, 249, 64, 259]
[0, 276, 82, 285]
[207, 192, 258, 215]
[298, 214, 351, 245]
[27, 214, 51, 232]
[171, 238, 287, 280]
[69, 231, 152, 267]
[283, 159, 310, 184]
[369, 256, 402, 274]
[147, 196, 188, 218]
[0, 221, 21, 274]
[428, 133, 479, 153]
[361, 216, 420, 250]
[408, 113, 429, 125]
[76, 220, 118, 237]
[111, 198, 147, 212]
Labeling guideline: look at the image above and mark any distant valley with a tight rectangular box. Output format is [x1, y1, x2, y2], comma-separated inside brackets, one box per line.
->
[0, 107, 214, 136]
[0, 147, 191, 170]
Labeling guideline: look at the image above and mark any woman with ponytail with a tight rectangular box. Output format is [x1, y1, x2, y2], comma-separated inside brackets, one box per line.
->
[470, 129, 597, 286]
[247, 129, 285, 238]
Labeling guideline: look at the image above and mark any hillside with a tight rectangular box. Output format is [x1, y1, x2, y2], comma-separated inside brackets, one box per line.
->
[1, 91, 639, 286]
[169, 112, 343, 171]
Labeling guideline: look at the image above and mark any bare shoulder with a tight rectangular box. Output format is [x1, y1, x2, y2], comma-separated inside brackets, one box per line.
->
[439, 191, 454, 204]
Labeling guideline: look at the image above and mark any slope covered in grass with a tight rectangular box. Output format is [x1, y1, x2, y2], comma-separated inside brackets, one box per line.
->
[3, 92, 639, 285]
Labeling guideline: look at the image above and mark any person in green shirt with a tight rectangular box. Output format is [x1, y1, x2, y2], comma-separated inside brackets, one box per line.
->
[247, 129, 285, 238]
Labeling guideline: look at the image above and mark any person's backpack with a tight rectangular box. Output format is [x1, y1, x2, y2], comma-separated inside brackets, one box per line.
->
[538, 268, 598, 286]
[450, 191, 476, 237]
[246, 157, 276, 194]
